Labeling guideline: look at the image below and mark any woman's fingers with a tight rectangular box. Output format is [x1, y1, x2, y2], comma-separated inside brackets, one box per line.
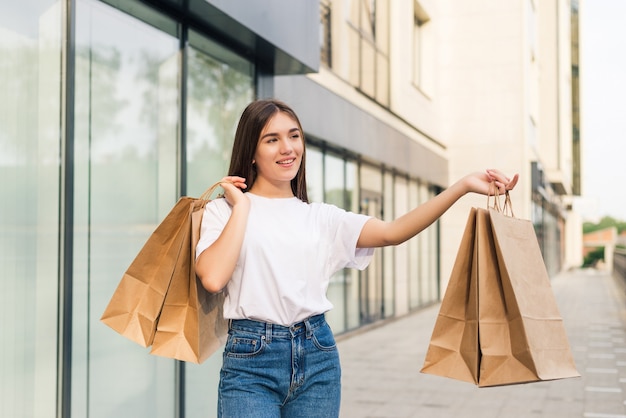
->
[486, 170, 518, 191]
[505, 173, 519, 190]
[220, 176, 246, 184]
[220, 176, 247, 190]
[483, 170, 519, 196]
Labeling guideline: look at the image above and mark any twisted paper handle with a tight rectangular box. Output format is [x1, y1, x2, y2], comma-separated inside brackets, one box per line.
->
[198, 182, 223, 201]
[486, 182, 515, 217]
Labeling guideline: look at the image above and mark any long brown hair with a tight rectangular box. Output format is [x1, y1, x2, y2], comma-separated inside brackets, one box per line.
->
[228, 99, 309, 202]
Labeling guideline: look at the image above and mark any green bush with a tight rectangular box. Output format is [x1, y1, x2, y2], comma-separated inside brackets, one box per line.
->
[583, 247, 605, 268]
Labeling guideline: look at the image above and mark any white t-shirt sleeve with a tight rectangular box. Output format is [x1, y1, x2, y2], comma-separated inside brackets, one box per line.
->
[325, 204, 374, 273]
[195, 198, 231, 260]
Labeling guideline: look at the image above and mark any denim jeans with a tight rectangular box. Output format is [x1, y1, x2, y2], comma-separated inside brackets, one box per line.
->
[217, 314, 341, 418]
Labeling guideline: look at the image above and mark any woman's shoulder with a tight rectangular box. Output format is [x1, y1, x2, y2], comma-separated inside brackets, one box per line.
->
[204, 196, 232, 218]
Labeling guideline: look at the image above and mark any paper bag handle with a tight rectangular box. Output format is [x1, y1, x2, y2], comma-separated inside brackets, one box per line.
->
[199, 182, 223, 201]
[486, 182, 515, 218]
[503, 191, 515, 218]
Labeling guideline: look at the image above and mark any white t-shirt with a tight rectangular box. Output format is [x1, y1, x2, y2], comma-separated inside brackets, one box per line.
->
[196, 193, 374, 326]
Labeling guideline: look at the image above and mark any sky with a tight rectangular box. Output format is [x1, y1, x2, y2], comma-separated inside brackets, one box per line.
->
[576, 0, 626, 222]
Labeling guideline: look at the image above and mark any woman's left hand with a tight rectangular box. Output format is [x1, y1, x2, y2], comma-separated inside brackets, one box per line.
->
[463, 169, 519, 196]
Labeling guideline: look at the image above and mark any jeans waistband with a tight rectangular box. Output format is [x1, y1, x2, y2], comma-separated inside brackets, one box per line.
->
[228, 314, 326, 340]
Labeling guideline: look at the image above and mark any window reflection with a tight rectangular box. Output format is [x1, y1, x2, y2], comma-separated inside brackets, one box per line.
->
[306, 147, 323, 203]
[74, 1, 179, 416]
[346, 0, 390, 105]
[185, 31, 254, 196]
[408, 179, 420, 308]
[360, 164, 383, 323]
[0, 1, 61, 416]
[345, 160, 360, 329]
[324, 153, 347, 332]
[425, 186, 439, 302]
[383, 171, 395, 318]
[324, 152, 345, 208]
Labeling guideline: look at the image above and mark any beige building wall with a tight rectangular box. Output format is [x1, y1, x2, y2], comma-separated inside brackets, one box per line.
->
[436, 0, 534, 286]
[388, 0, 440, 142]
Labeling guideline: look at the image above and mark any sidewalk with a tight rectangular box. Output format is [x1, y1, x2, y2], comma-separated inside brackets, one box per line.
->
[337, 269, 626, 418]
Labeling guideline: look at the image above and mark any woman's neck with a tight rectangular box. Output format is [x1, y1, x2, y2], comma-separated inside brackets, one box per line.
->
[248, 179, 294, 198]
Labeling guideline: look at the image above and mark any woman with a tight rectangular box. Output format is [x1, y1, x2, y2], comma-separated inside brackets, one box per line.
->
[195, 99, 518, 417]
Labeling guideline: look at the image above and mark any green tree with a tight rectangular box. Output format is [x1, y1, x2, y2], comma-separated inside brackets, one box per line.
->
[583, 216, 626, 234]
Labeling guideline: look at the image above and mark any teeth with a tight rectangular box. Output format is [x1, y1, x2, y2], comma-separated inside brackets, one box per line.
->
[278, 159, 295, 164]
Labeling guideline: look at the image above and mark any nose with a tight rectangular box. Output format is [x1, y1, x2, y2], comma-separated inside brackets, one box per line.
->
[279, 137, 294, 154]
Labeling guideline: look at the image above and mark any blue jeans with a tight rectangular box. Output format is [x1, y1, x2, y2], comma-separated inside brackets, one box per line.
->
[218, 314, 341, 418]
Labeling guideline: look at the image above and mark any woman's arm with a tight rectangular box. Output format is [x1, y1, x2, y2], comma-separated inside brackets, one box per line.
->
[357, 169, 518, 248]
[195, 177, 249, 293]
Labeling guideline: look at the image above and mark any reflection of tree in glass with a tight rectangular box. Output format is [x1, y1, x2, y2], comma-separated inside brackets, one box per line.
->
[134, 49, 178, 140]
[0, 40, 61, 166]
[186, 48, 252, 166]
[75, 43, 127, 159]
[0, 43, 37, 165]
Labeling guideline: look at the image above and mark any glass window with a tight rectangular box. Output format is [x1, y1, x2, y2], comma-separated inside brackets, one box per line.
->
[412, 1, 433, 96]
[360, 40, 376, 97]
[345, 160, 361, 329]
[324, 153, 347, 332]
[185, 30, 254, 197]
[425, 187, 439, 302]
[306, 146, 324, 203]
[0, 1, 62, 416]
[324, 152, 345, 208]
[320, 0, 332, 68]
[360, 165, 383, 323]
[394, 176, 409, 314]
[73, 1, 180, 416]
[346, 0, 389, 105]
[408, 179, 420, 309]
[382, 171, 395, 318]
[419, 184, 436, 304]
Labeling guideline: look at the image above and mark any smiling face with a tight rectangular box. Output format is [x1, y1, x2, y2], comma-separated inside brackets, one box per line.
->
[250, 111, 304, 196]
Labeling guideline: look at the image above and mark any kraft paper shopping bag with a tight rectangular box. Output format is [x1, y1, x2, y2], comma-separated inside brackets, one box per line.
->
[421, 193, 579, 386]
[475, 207, 544, 386]
[486, 206, 579, 384]
[150, 196, 228, 363]
[420, 207, 480, 385]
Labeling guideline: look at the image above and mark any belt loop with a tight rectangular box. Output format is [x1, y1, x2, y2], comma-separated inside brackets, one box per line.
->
[265, 322, 272, 343]
[228, 319, 233, 330]
[304, 317, 313, 339]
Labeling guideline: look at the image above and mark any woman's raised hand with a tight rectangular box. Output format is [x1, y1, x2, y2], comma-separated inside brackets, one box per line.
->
[462, 169, 519, 196]
[219, 176, 249, 208]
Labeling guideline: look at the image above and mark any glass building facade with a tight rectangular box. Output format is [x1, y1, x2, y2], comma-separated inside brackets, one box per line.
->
[1, 1, 441, 416]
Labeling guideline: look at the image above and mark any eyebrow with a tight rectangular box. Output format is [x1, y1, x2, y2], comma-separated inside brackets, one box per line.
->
[260, 127, 300, 140]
